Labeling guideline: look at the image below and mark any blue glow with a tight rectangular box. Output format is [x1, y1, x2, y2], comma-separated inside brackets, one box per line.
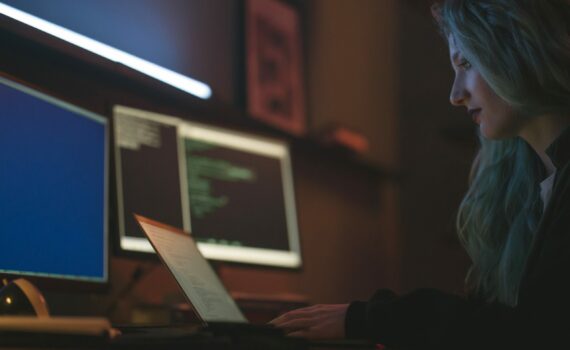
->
[0, 79, 107, 282]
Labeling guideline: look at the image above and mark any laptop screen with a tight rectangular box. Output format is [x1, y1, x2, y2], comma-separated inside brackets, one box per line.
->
[135, 215, 247, 324]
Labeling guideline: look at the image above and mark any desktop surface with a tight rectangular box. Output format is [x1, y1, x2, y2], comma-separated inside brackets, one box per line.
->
[0, 321, 309, 350]
[0, 318, 377, 350]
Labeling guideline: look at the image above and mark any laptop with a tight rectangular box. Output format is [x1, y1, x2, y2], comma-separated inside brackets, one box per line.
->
[133, 214, 375, 348]
[133, 214, 281, 336]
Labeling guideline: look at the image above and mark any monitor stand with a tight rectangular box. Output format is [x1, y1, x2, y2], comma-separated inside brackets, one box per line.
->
[0, 278, 50, 317]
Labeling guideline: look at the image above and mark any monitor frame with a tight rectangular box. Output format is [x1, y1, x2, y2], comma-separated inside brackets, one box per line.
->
[180, 120, 302, 268]
[113, 105, 302, 269]
[0, 73, 110, 292]
[113, 105, 190, 257]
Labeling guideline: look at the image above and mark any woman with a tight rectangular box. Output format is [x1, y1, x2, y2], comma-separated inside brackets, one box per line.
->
[270, 0, 570, 348]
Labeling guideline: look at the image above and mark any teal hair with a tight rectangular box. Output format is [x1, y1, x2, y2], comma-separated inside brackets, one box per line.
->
[436, 0, 570, 117]
[434, 0, 570, 306]
[457, 136, 542, 305]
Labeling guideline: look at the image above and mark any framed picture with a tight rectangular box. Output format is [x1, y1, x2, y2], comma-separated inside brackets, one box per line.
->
[246, 0, 306, 136]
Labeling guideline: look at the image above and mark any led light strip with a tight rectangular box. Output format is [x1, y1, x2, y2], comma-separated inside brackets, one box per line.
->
[0, 2, 212, 99]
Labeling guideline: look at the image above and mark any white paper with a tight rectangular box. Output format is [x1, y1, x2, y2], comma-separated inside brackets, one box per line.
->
[139, 221, 247, 323]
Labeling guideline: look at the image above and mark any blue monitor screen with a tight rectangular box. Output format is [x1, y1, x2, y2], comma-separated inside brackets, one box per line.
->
[0, 77, 108, 283]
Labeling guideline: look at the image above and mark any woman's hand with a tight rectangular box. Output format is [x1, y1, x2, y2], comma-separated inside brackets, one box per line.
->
[269, 304, 349, 339]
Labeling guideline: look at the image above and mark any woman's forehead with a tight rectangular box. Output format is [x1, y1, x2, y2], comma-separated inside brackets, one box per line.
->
[448, 35, 461, 59]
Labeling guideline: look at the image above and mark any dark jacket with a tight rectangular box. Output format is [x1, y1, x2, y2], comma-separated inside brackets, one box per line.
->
[345, 127, 570, 350]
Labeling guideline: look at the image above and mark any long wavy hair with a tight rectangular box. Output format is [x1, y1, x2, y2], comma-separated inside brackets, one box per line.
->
[433, 0, 570, 306]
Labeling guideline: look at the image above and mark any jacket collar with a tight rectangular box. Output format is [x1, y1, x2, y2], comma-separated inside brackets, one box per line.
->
[546, 126, 570, 169]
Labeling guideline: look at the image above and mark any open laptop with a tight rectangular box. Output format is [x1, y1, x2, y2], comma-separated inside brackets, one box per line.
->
[133, 214, 374, 348]
[133, 214, 281, 336]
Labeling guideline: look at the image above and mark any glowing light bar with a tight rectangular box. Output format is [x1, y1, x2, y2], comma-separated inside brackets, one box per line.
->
[0, 2, 212, 100]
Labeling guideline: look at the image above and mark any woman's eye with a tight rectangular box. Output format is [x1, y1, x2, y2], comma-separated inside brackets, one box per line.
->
[459, 60, 472, 70]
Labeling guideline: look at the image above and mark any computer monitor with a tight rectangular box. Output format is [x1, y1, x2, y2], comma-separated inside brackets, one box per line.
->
[0, 75, 108, 285]
[113, 106, 301, 268]
[180, 121, 301, 268]
[113, 106, 190, 253]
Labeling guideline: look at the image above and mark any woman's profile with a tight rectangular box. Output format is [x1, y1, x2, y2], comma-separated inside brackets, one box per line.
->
[270, 0, 570, 348]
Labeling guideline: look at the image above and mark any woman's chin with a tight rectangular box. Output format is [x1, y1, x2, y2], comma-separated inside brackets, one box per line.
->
[479, 124, 517, 141]
[479, 124, 500, 140]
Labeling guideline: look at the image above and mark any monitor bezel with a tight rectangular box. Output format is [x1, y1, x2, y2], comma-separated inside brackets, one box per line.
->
[0, 73, 110, 292]
[179, 120, 302, 268]
[112, 105, 303, 269]
[113, 105, 191, 258]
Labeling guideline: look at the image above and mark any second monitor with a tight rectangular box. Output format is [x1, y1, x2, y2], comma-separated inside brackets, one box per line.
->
[114, 106, 301, 268]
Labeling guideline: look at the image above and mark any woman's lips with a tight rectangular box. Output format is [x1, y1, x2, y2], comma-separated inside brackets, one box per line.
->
[469, 109, 481, 124]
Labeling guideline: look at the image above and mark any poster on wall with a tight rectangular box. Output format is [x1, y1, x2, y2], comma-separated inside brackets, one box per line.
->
[246, 0, 306, 136]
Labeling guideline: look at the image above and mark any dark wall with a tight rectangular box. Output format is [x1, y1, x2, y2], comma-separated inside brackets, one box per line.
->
[397, 1, 474, 294]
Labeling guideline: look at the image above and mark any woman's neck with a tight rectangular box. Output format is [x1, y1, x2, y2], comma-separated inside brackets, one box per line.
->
[518, 114, 570, 177]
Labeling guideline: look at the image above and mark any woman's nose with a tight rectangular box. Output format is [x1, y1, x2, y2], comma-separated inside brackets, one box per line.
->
[449, 76, 469, 106]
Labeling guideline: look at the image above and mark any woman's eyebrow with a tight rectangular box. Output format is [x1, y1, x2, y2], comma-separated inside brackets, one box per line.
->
[451, 52, 461, 63]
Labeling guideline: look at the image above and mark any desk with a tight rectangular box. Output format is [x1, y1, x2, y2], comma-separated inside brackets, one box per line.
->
[0, 330, 305, 350]
[0, 329, 377, 350]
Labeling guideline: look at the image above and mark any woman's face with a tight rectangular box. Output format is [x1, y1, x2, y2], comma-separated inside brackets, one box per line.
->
[448, 37, 524, 139]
